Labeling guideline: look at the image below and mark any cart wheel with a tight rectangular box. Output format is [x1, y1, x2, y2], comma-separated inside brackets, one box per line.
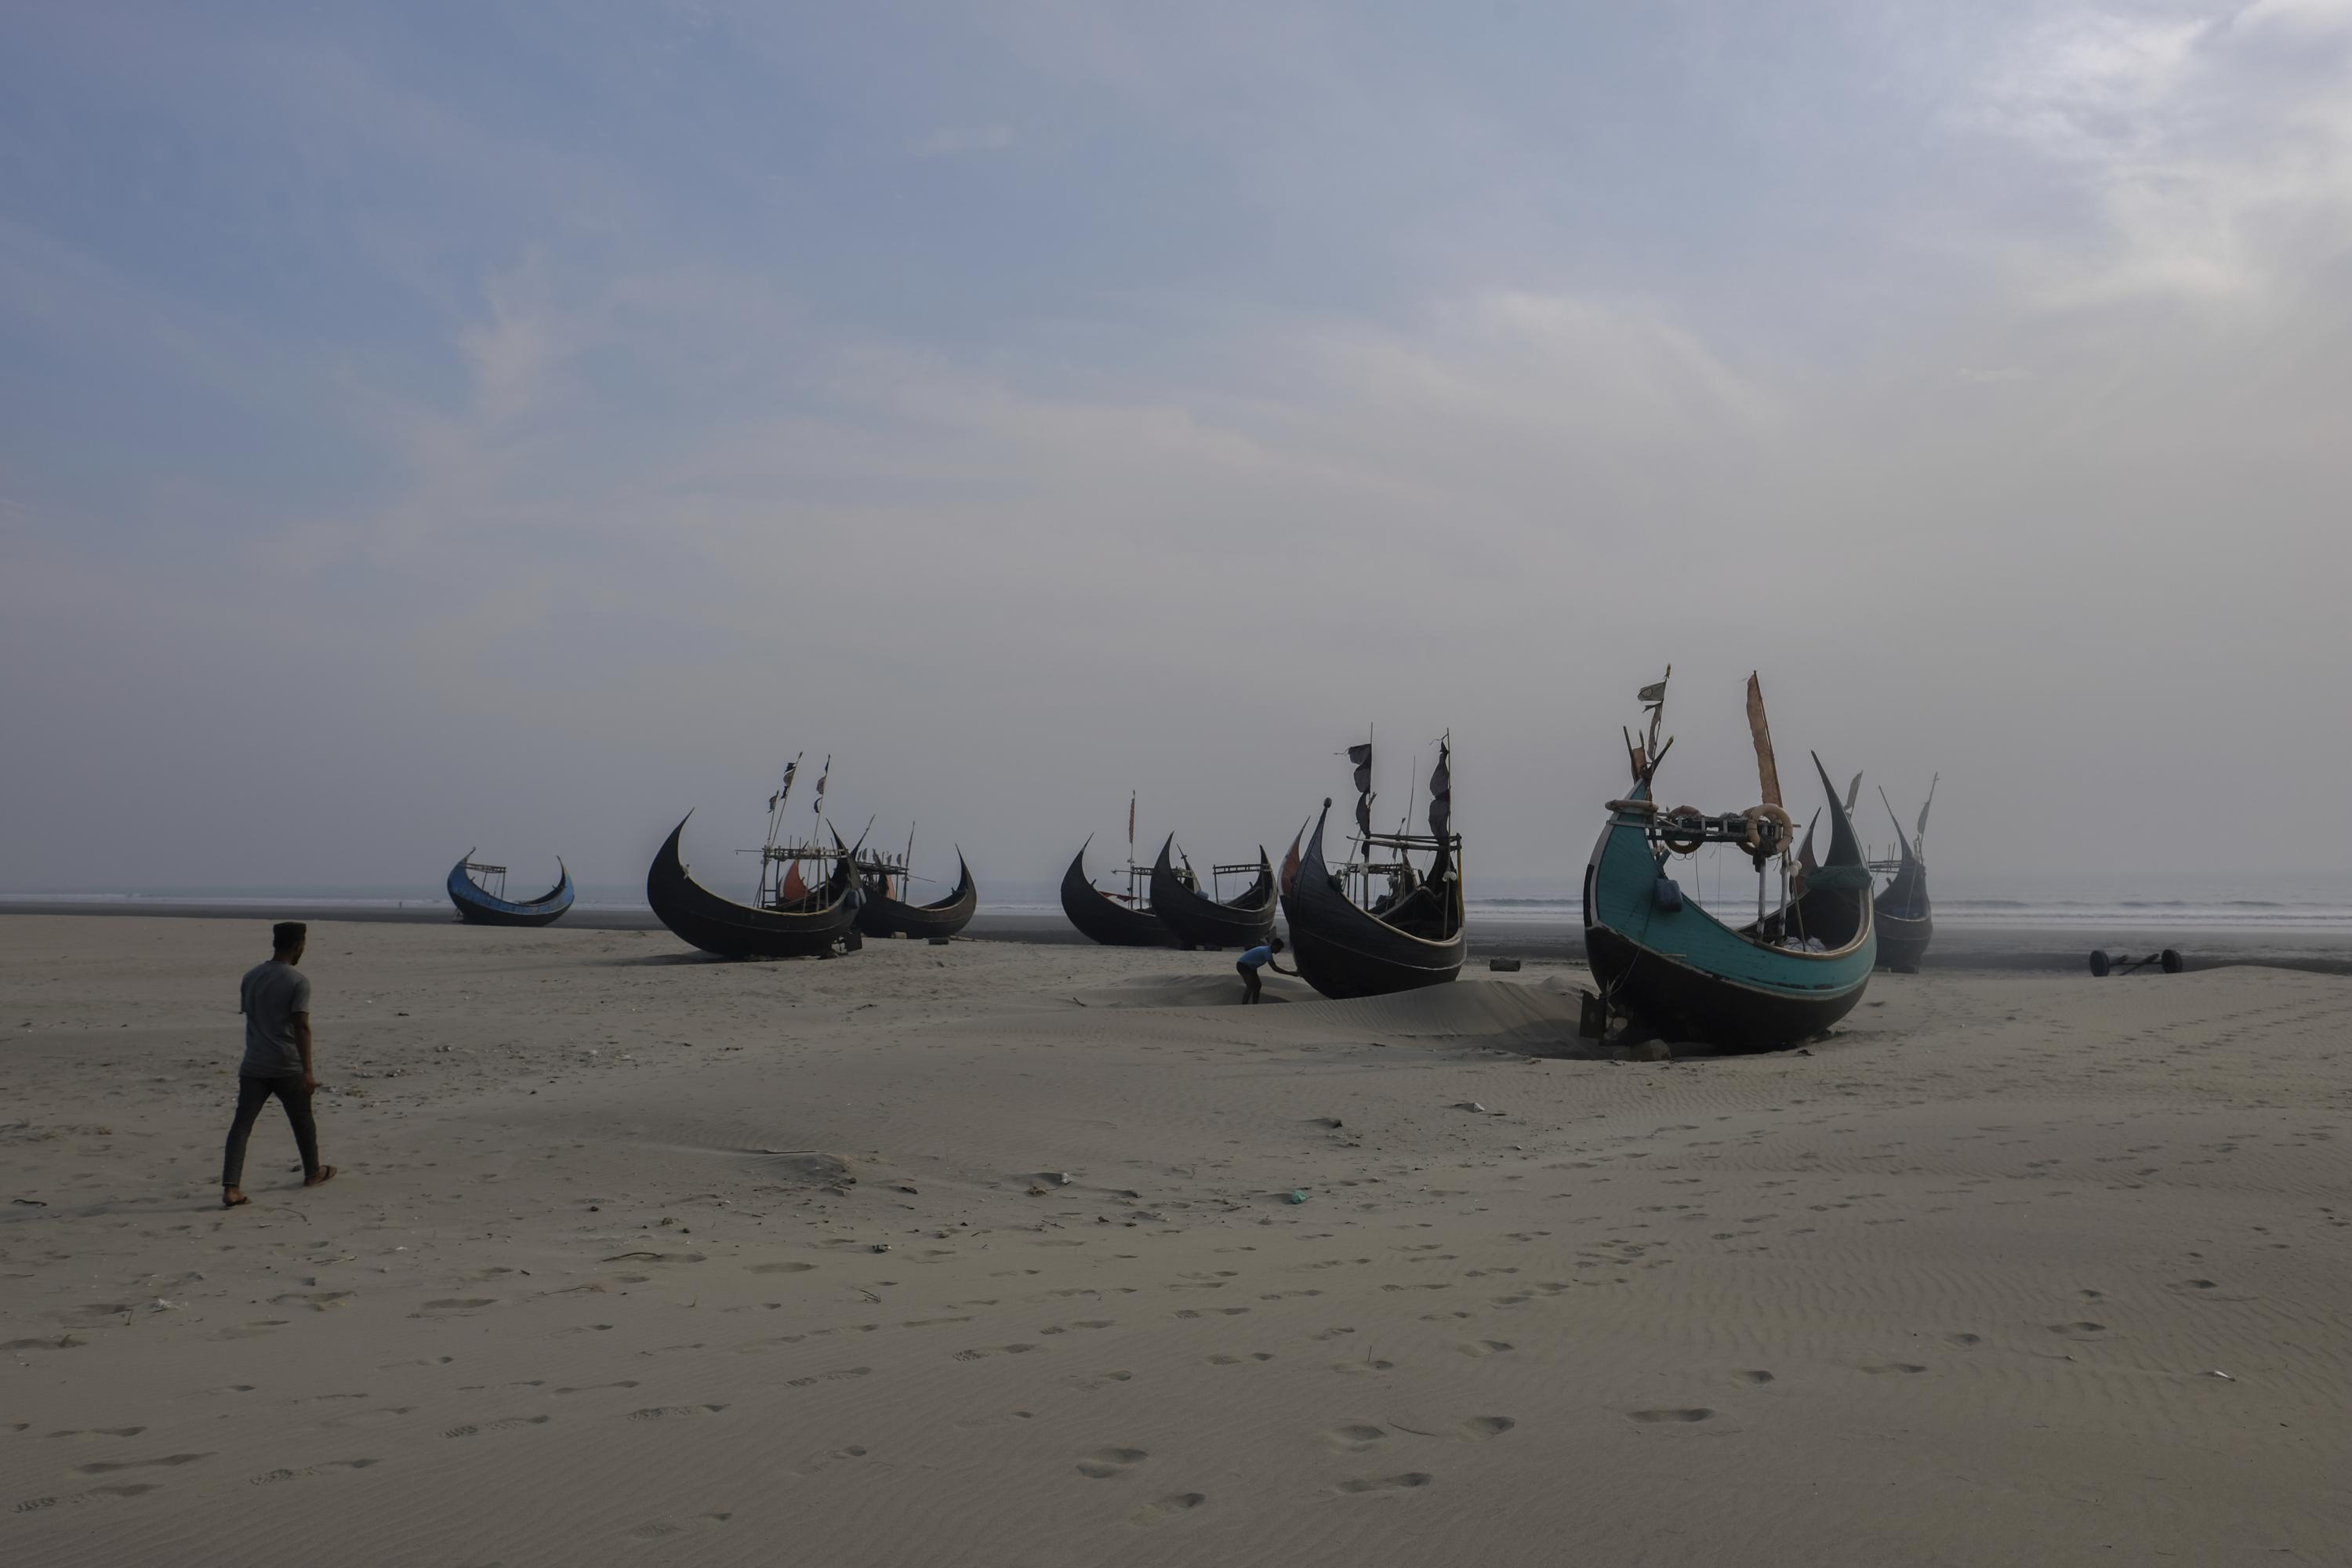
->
[2089, 949, 2111, 978]
[2160, 948, 2184, 974]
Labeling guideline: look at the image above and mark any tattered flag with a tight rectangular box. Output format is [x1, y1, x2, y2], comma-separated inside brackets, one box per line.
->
[1427, 744, 1452, 840]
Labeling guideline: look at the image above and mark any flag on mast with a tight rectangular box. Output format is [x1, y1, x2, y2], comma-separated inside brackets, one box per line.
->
[813, 755, 829, 818]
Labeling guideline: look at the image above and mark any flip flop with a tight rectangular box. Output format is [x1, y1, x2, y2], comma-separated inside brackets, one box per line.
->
[303, 1166, 338, 1189]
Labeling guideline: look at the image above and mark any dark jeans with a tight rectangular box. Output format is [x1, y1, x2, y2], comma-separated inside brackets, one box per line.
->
[1239, 962, 1262, 1004]
[223, 1074, 319, 1187]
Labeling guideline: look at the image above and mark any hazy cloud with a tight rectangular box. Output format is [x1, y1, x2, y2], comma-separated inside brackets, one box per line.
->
[913, 124, 1015, 157]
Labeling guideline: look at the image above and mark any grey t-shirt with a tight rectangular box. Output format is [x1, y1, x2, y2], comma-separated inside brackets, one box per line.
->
[238, 960, 311, 1077]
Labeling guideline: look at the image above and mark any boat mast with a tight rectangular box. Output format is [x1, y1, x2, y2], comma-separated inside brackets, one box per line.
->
[760, 751, 804, 906]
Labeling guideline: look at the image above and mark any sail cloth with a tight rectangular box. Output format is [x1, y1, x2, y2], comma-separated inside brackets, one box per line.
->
[813, 756, 829, 817]
[1280, 830, 1302, 896]
[781, 862, 809, 902]
[1427, 744, 1452, 841]
[1745, 673, 1783, 808]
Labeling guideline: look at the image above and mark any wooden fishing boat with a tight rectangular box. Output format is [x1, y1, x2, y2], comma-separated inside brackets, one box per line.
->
[1279, 734, 1465, 998]
[852, 833, 977, 941]
[646, 815, 861, 957]
[1061, 835, 1175, 947]
[1871, 779, 1935, 973]
[645, 752, 863, 958]
[1582, 672, 1874, 1049]
[1147, 835, 1276, 950]
[445, 851, 573, 927]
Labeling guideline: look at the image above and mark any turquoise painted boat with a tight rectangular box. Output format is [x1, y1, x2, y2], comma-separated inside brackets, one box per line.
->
[1583, 753, 1875, 1050]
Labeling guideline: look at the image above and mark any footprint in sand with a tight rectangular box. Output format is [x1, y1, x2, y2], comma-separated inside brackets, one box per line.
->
[556, 1381, 640, 1395]
[49, 1427, 147, 1440]
[626, 1512, 731, 1541]
[953, 1345, 1040, 1361]
[271, 1290, 356, 1312]
[15, 1483, 165, 1512]
[1132, 1491, 1206, 1524]
[1458, 1416, 1515, 1439]
[787, 1445, 869, 1477]
[1455, 1341, 1512, 1358]
[442, 1416, 550, 1438]
[626, 1405, 728, 1421]
[1173, 1307, 1250, 1319]
[1068, 1370, 1133, 1391]
[1331, 1359, 1397, 1375]
[249, 1458, 379, 1485]
[2046, 1322, 2107, 1338]
[1205, 1353, 1274, 1366]
[1861, 1363, 1929, 1375]
[748, 1261, 816, 1275]
[1732, 1370, 1777, 1385]
[73, 1454, 210, 1476]
[1626, 1408, 1714, 1423]
[209, 1322, 289, 1341]
[1077, 1446, 1149, 1479]
[1944, 1333, 1983, 1348]
[1321, 1424, 1387, 1453]
[1334, 1472, 1432, 1495]
[784, 1367, 872, 1388]
[325, 1406, 414, 1428]
[417, 1299, 495, 1314]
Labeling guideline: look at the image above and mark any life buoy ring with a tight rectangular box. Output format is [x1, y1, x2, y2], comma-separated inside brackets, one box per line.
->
[1741, 803, 1793, 857]
[1661, 806, 1707, 855]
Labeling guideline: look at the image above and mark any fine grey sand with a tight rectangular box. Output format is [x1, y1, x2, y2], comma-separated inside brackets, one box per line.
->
[3, 915, 2347, 1566]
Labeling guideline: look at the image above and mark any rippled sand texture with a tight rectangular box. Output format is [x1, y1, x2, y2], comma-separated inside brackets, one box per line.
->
[2, 915, 2346, 1565]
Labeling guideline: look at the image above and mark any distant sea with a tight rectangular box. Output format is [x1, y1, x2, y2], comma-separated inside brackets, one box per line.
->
[9, 870, 2352, 933]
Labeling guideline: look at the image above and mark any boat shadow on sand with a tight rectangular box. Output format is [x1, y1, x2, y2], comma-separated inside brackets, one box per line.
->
[1067, 972, 1632, 1059]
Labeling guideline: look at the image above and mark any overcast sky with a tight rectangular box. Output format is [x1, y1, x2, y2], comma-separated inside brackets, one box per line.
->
[4, 1, 2348, 896]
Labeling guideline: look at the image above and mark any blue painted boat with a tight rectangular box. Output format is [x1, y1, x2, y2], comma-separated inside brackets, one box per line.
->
[1584, 750, 1875, 1051]
[446, 851, 574, 927]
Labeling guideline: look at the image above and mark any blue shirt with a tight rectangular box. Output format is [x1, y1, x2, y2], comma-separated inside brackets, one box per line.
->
[1239, 945, 1273, 969]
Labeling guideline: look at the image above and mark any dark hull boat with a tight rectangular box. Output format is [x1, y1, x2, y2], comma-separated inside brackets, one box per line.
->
[1282, 803, 1465, 998]
[446, 851, 573, 927]
[1061, 839, 1175, 947]
[1148, 835, 1276, 950]
[855, 853, 978, 940]
[1873, 782, 1934, 973]
[646, 814, 861, 958]
[1584, 750, 1875, 1051]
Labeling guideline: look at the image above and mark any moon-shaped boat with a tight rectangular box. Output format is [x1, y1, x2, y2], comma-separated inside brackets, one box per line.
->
[446, 851, 574, 927]
[646, 814, 862, 958]
[1584, 754, 1875, 1048]
[855, 850, 978, 940]
[1873, 784, 1934, 974]
[1280, 802, 1465, 998]
[1148, 835, 1276, 950]
[1060, 838, 1175, 947]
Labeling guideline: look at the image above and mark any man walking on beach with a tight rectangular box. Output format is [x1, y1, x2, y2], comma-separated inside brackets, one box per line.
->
[222, 922, 334, 1208]
[1236, 936, 1294, 1004]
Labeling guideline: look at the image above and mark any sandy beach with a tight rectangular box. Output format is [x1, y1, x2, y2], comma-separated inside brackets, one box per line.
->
[3, 913, 2346, 1566]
